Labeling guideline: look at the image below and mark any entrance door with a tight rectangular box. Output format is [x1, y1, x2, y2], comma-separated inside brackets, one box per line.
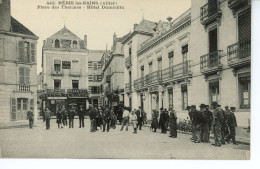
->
[93, 99, 99, 106]
[209, 80, 220, 104]
[17, 98, 29, 120]
[209, 28, 218, 67]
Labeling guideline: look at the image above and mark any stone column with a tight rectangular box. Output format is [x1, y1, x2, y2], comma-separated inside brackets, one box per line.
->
[159, 91, 163, 109]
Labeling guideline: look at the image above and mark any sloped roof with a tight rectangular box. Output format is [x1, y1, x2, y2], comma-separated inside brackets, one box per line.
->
[88, 50, 106, 62]
[135, 19, 157, 34]
[117, 32, 131, 42]
[48, 26, 81, 40]
[11, 17, 37, 37]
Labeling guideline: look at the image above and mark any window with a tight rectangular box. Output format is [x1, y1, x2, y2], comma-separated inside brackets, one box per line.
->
[209, 28, 218, 53]
[24, 42, 29, 63]
[73, 40, 77, 48]
[182, 45, 188, 63]
[55, 39, 60, 48]
[93, 62, 98, 70]
[89, 86, 100, 94]
[209, 79, 219, 104]
[54, 60, 61, 72]
[98, 62, 102, 69]
[168, 89, 173, 109]
[149, 62, 153, 73]
[141, 66, 144, 78]
[19, 67, 30, 84]
[72, 80, 79, 89]
[238, 8, 251, 42]
[17, 98, 28, 110]
[158, 58, 162, 70]
[88, 75, 93, 81]
[208, 0, 218, 16]
[54, 80, 61, 90]
[181, 84, 188, 110]
[31, 43, 36, 63]
[129, 47, 132, 57]
[168, 51, 174, 67]
[239, 73, 250, 109]
[18, 41, 31, 63]
[88, 62, 93, 68]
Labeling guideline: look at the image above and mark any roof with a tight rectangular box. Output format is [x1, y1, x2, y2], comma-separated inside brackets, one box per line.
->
[88, 50, 106, 62]
[48, 26, 82, 40]
[117, 32, 131, 42]
[11, 17, 37, 37]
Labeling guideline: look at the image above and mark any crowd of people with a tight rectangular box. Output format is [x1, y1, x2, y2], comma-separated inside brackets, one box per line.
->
[28, 101, 238, 147]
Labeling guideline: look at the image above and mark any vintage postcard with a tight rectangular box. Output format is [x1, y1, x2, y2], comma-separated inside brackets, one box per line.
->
[0, 0, 250, 160]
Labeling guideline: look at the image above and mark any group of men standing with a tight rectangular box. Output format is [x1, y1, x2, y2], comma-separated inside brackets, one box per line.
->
[187, 102, 238, 146]
[150, 106, 178, 138]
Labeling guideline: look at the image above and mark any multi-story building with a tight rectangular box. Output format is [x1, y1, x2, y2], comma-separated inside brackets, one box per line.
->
[88, 50, 104, 107]
[124, 0, 251, 125]
[0, 0, 39, 122]
[122, 19, 157, 111]
[41, 26, 88, 114]
[101, 33, 130, 107]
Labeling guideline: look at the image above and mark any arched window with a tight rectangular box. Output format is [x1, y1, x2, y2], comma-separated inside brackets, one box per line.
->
[73, 40, 77, 48]
[55, 39, 60, 48]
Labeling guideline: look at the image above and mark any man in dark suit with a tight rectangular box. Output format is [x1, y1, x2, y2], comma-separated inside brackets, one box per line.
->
[212, 102, 224, 147]
[191, 105, 202, 143]
[102, 107, 111, 132]
[68, 106, 75, 128]
[89, 105, 97, 132]
[205, 105, 213, 142]
[78, 105, 85, 128]
[226, 107, 238, 145]
[136, 106, 144, 130]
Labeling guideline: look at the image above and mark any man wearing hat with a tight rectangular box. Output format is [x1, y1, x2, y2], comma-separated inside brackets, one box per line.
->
[159, 108, 167, 134]
[226, 107, 238, 145]
[200, 104, 211, 142]
[218, 104, 227, 144]
[193, 104, 203, 143]
[205, 105, 213, 141]
[190, 105, 198, 141]
[27, 106, 34, 129]
[136, 106, 144, 130]
[211, 102, 224, 147]
[78, 105, 86, 128]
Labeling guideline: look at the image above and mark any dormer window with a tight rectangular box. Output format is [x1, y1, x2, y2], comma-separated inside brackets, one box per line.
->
[73, 40, 77, 48]
[55, 39, 60, 48]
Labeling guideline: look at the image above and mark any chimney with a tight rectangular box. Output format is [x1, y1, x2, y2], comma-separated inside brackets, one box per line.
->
[84, 35, 87, 49]
[134, 24, 138, 31]
[0, 0, 11, 32]
[113, 32, 117, 43]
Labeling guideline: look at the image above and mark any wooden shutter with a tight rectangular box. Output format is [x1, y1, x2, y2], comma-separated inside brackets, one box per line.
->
[30, 98, 34, 109]
[10, 98, 16, 121]
[238, 8, 251, 42]
[25, 68, 30, 84]
[19, 67, 25, 84]
[30, 43, 36, 63]
[18, 41, 24, 62]
[98, 86, 101, 93]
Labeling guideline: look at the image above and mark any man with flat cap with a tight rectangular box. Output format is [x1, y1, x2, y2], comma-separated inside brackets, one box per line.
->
[226, 107, 238, 145]
[211, 102, 224, 147]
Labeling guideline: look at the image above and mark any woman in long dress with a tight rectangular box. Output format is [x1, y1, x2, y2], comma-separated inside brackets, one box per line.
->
[169, 106, 177, 138]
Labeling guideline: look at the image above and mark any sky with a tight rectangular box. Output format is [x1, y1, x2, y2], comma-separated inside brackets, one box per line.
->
[11, 0, 191, 73]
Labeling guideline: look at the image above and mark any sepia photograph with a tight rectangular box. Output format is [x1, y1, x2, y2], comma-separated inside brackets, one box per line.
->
[0, 0, 253, 161]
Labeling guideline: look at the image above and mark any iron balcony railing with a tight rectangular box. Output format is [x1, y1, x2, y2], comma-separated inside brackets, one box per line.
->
[51, 68, 64, 77]
[200, 50, 222, 70]
[200, 2, 220, 23]
[125, 83, 131, 94]
[19, 85, 30, 92]
[161, 61, 190, 82]
[227, 39, 251, 61]
[145, 70, 162, 85]
[125, 56, 132, 68]
[69, 68, 82, 77]
[134, 77, 145, 90]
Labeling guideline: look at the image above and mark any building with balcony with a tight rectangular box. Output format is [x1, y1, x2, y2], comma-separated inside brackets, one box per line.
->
[41, 26, 88, 114]
[0, 0, 39, 122]
[100, 33, 130, 108]
[190, 0, 250, 124]
[88, 50, 104, 107]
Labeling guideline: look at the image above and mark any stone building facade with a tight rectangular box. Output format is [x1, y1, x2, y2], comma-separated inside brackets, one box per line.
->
[0, 0, 39, 122]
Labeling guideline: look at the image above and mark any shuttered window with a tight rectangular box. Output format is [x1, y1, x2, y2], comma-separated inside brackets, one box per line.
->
[31, 43, 36, 63]
[18, 41, 24, 62]
[19, 67, 30, 84]
[18, 41, 32, 63]
[30, 99, 34, 110]
[10, 98, 16, 121]
[238, 8, 251, 42]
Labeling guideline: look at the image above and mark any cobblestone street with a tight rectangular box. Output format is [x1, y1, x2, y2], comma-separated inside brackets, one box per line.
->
[0, 120, 249, 159]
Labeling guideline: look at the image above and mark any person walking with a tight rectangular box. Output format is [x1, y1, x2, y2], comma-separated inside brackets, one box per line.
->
[136, 106, 144, 130]
[78, 105, 85, 128]
[129, 110, 138, 134]
[56, 108, 63, 129]
[27, 107, 34, 129]
[211, 102, 224, 147]
[45, 108, 51, 130]
[120, 107, 130, 131]
[102, 107, 111, 132]
[68, 106, 75, 128]
[226, 107, 239, 145]
[169, 106, 177, 138]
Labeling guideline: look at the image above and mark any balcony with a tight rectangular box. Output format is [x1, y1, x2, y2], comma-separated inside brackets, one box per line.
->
[69, 68, 82, 77]
[200, 50, 222, 75]
[51, 68, 64, 77]
[162, 61, 192, 83]
[228, 0, 250, 15]
[134, 77, 145, 91]
[16, 84, 31, 93]
[227, 39, 251, 68]
[200, 2, 222, 28]
[125, 56, 132, 69]
[125, 83, 131, 94]
[145, 70, 162, 87]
